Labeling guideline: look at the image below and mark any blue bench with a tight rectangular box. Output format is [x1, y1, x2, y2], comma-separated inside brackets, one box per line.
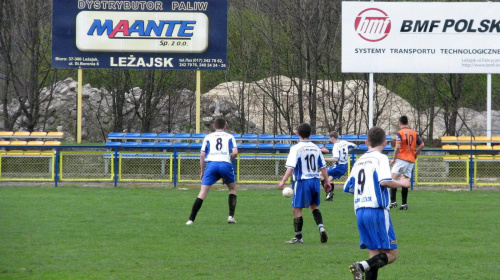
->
[158, 133, 174, 141]
[342, 135, 358, 141]
[122, 142, 139, 147]
[275, 135, 292, 142]
[239, 143, 257, 148]
[275, 143, 290, 149]
[139, 142, 156, 148]
[141, 133, 158, 141]
[310, 135, 325, 142]
[174, 133, 191, 141]
[242, 134, 258, 141]
[191, 133, 207, 140]
[190, 142, 203, 149]
[258, 134, 275, 142]
[156, 142, 173, 148]
[258, 143, 274, 149]
[173, 142, 190, 148]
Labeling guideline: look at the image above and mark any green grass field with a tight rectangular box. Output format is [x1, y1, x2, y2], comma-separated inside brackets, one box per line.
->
[0, 186, 498, 279]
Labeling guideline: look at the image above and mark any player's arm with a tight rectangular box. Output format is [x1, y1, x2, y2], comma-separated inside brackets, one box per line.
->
[415, 137, 425, 158]
[231, 147, 238, 161]
[278, 167, 294, 190]
[325, 157, 339, 163]
[381, 177, 410, 189]
[200, 151, 207, 180]
[325, 146, 339, 163]
[320, 147, 329, 154]
[348, 142, 356, 151]
[319, 166, 331, 192]
[390, 142, 401, 165]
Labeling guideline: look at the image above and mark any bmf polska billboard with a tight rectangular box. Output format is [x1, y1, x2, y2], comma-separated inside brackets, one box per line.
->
[342, 2, 500, 74]
[52, 0, 227, 70]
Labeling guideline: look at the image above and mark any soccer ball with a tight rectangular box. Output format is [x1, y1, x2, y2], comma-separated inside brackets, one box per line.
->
[282, 187, 293, 198]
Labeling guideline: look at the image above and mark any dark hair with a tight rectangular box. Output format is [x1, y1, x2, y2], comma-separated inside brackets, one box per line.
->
[367, 126, 386, 147]
[214, 117, 226, 129]
[297, 123, 312, 138]
[329, 131, 339, 139]
[399, 116, 409, 125]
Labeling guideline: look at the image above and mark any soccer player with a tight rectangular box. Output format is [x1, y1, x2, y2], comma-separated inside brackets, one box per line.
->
[278, 123, 331, 244]
[186, 117, 238, 225]
[389, 116, 424, 210]
[320, 131, 356, 201]
[343, 126, 410, 280]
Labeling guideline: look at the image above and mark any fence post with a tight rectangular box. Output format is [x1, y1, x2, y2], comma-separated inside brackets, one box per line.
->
[469, 150, 474, 191]
[411, 165, 415, 190]
[173, 148, 177, 188]
[113, 147, 119, 187]
[54, 147, 59, 187]
[350, 150, 356, 170]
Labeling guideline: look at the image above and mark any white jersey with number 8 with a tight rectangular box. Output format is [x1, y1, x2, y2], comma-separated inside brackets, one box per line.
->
[201, 131, 237, 163]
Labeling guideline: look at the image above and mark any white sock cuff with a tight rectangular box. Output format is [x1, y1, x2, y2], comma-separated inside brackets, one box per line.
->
[360, 261, 370, 272]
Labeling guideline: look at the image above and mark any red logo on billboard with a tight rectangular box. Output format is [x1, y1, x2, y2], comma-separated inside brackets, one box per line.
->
[354, 8, 391, 42]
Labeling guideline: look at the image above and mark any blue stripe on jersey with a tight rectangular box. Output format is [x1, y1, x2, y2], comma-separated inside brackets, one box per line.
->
[373, 171, 390, 208]
[344, 176, 355, 194]
[228, 138, 234, 152]
[295, 159, 303, 181]
[380, 179, 391, 208]
[204, 140, 210, 156]
[317, 152, 325, 169]
[373, 171, 382, 207]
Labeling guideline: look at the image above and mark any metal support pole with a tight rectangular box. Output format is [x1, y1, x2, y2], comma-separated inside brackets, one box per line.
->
[54, 147, 59, 187]
[114, 147, 119, 187]
[77, 68, 83, 144]
[369, 73, 374, 129]
[173, 148, 178, 188]
[196, 70, 201, 134]
[487, 74, 492, 140]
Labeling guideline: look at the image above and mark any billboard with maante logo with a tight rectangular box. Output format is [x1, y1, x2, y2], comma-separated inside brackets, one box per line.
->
[52, 0, 227, 70]
[342, 2, 500, 74]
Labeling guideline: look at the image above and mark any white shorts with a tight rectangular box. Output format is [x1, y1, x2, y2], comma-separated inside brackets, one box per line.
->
[391, 159, 414, 178]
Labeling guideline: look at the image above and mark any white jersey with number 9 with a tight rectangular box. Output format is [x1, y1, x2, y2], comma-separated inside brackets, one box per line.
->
[343, 150, 392, 211]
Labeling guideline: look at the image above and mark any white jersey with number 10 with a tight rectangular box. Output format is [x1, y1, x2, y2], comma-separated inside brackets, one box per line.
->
[285, 141, 327, 181]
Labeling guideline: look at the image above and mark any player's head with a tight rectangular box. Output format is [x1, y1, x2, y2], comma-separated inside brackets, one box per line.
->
[213, 117, 226, 130]
[297, 123, 312, 139]
[329, 131, 339, 141]
[367, 126, 386, 148]
[399, 116, 409, 126]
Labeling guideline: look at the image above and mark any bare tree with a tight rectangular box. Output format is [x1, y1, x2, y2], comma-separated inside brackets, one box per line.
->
[0, 0, 68, 131]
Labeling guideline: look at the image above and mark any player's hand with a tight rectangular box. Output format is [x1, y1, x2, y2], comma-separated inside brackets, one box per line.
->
[278, 181, 285, 190]
[323, 180, 332, 192]
[389, 158, 395, 165]
[400, 177, 411, 188]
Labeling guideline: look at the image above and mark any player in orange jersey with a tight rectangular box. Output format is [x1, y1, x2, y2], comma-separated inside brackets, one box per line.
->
[389, 116, 424, 210]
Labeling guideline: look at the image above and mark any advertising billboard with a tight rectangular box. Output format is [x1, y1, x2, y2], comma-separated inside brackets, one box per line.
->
[52, 0, 227, 70]
[342, 2, 500, 73]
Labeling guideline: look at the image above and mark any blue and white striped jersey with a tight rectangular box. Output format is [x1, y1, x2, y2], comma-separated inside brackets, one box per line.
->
[331, 140, 356, 165]
[343, 150, 392, 211]
[285, 141, 327, 181]
[201, 131, 237, 163]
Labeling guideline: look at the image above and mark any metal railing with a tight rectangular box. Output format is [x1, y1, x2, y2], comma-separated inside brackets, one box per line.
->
[0, 145, 498, 190]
